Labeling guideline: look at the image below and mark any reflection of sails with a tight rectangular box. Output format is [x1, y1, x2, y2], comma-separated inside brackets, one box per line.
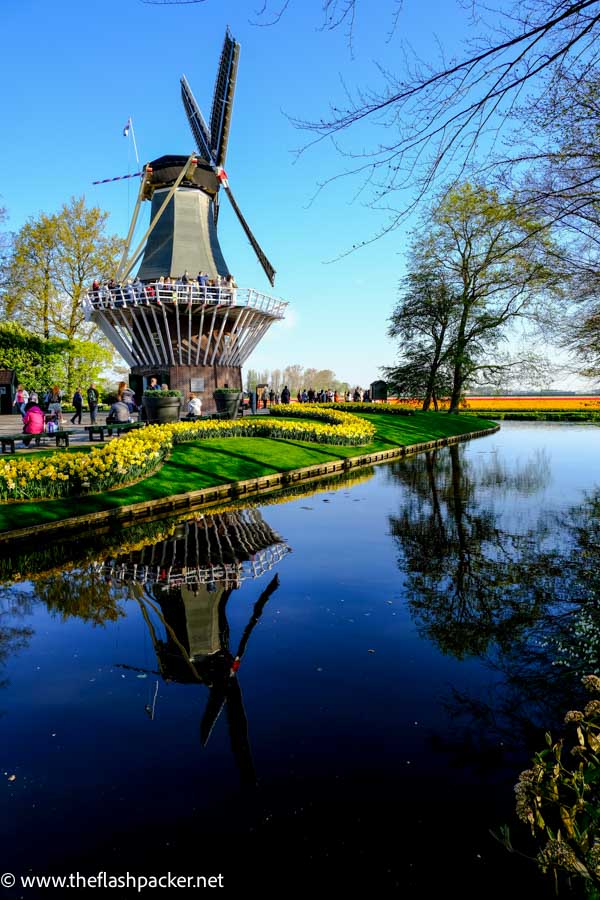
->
[105, 508, 289, 785]
[95, 508, 288, 590]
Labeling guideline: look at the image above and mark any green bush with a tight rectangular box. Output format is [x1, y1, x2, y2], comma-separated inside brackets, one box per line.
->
[143, 389, 182, 398]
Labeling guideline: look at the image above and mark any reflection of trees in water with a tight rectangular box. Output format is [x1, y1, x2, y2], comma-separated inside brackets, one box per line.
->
[388, 441, 600, 744]
[0, 596, 34, 699]
[388, 444, 554, 659]
[33, 570, 128, 626]
[476, 490, 600, 734]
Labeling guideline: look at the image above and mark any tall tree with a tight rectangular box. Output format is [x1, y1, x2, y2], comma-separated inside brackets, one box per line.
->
[413, 183, 556, 412]
[3, 197, 123, 391]
[6, 213, 58, 338]
[384, 271, 457, 410]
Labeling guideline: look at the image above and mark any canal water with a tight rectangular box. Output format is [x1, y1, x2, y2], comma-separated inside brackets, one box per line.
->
[0, 422, 598, 897]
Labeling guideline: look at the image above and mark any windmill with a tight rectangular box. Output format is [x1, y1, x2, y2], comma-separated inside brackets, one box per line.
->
[84, 28, 287, 411]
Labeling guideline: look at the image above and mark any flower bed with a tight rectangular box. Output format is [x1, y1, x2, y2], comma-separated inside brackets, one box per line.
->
[0, 407, 375, 502]
[312, 402, 416, 416]
[0, 425, 172, 501]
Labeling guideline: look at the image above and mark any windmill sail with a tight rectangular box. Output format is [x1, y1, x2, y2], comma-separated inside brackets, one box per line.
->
[181, 76, 214, 164]
[210, 27, 240, 168]
[223, 184, 276, 287]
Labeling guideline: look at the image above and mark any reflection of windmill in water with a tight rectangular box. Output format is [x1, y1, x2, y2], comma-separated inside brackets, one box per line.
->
[85, 29, 287, 411]
[99, 509, 289, 784]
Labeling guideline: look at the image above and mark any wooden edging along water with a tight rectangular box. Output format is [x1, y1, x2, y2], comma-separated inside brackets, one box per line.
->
[0, 424, 499, 544]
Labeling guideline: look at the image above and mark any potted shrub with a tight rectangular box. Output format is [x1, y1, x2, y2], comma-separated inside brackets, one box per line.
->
[213, 387, 243, 419]
[142, 389, 182, 423]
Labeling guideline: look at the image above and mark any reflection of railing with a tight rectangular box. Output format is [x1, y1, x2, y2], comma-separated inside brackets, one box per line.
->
[96, 542, 289, 588]
[84, 283, 287, 318]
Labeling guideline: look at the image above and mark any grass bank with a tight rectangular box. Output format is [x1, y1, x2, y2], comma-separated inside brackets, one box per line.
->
[0, 411, 494, 533]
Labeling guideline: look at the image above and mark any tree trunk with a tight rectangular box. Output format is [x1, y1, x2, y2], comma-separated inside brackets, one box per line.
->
[449, 302, 470, 413]
[66, 351, 74, 396]
[42, 266, 51, 340]
[449, 366, 463, 413]
[424, 324, 447, 413]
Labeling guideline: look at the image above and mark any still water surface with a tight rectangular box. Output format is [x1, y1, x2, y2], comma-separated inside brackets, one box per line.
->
[0, 422, 598, 896]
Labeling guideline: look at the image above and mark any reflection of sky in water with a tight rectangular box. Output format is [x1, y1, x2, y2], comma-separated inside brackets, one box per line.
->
[0, 422, 598, 895]
[471, 421, 600, 516]
[401, 421, 600, 543]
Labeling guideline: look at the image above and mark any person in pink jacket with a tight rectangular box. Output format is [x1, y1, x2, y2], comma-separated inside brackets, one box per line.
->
[22, 402, 45, 447]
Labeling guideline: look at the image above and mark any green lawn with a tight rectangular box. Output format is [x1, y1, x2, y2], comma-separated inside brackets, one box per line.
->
[1, 411, 495, 533]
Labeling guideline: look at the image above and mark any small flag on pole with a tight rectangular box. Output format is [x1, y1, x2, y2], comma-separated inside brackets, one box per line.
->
[123, 117, 131, 137]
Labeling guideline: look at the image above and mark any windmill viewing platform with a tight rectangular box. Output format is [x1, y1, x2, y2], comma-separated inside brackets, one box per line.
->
[83, 281, 287, 372]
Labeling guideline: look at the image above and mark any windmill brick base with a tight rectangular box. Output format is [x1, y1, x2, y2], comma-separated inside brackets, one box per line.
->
[130, 363, 242, 414]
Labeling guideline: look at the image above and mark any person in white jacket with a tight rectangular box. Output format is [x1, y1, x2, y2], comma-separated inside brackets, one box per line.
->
[187, 392, 202, 417]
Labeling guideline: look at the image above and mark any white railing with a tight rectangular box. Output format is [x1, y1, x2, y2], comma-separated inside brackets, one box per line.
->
[84, 282, 287, 318]
[93, 543, 289, 588]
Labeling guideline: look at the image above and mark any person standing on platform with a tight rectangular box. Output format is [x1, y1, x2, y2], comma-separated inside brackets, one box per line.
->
[87, 383, 99, 424]
[71, 387, 84, 424]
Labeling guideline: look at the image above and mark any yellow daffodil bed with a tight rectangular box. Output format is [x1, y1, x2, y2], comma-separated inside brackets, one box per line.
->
[0, 406, 376, 502]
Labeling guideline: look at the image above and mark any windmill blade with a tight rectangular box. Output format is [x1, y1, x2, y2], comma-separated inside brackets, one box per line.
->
[223, 184, 276, 287]
[210, 28, 240, 168]
[181, 75, 214, 164]
[235, 574, 280, 660]
[200, 682, 227, 747]
[225, 677, 256, 787]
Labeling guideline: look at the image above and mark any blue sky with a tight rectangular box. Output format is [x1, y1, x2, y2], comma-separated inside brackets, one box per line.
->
[0, 0, 590, 390]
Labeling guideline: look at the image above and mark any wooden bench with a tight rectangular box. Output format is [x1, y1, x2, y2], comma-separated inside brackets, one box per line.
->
[85, 421, 145, 442]
[106, 421, 145, 437]
[1, 431, 70, 453]
[85, 425, 107, 441]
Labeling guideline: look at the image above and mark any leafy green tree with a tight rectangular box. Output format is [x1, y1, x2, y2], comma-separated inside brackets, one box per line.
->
[2, 197, 123, 391]
[414, 184, 556, 412]
[0, 323, 111, 395]
[0, 322, 66, 389]
[5, 212, 58, 339]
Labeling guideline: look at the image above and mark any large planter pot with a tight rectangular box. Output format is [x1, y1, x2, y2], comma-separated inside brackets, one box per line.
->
[142, 394, 182, 424]
[213, 391, 242, 419]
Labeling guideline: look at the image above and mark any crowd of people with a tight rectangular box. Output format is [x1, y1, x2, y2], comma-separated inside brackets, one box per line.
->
[255, 386, 369, 407]
[13, 382, 103, 445]
[90, 271, 238, 308]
